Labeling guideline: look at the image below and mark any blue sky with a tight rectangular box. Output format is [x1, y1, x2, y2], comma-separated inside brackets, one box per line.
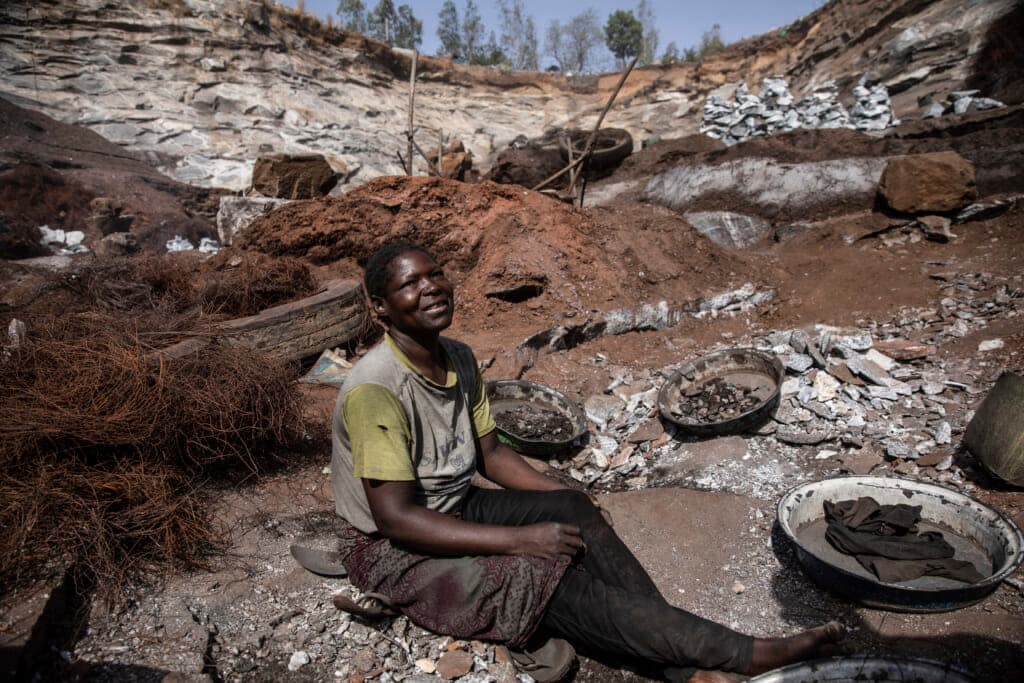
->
[284, 1, 824, 68]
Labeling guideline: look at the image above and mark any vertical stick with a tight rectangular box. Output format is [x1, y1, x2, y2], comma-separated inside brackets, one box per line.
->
[437, 129, 444, 177]
[406, 49, 418, 176]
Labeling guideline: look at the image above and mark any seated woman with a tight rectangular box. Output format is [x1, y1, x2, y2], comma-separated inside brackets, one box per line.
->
[331, 242, 843, 682]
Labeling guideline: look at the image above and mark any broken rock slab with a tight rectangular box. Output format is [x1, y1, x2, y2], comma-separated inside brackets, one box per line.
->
[250, 154, 338, 199]
[683, 211, 772, 248]
[217, 195, 291, 245]
[644, 157, 887, 221]
[878, 151, 977, 214]
[914, 215, 956, 242]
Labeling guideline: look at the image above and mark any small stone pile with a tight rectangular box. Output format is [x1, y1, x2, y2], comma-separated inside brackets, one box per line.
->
[850, 74, 900, 131]
[701, 74, 898, 145]
[923, 90, 1005, 119]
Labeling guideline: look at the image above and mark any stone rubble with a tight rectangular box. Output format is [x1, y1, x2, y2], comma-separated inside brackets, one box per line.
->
[164, 235, 222, 254]
[538, 270, 1023, 501]
[38, 225, 89, 255]
[700, 74, 898, 146]
[923, 90, 1006, 119]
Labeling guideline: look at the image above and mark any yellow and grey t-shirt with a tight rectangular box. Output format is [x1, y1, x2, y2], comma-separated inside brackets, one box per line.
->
[331, 334, 495, 533]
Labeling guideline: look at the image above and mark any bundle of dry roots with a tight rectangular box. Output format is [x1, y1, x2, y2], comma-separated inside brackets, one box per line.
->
[54, 250, 316, 318]
[0, 314, 308, 598]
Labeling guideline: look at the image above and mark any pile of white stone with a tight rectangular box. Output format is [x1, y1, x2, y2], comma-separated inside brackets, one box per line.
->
[701, 74, 899, 145]
[165, 235, 222, 254]
[923, 90, 1005, 119]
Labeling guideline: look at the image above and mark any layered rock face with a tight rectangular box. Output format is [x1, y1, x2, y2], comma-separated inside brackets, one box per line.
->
[0, 0, 1016, 191]
[0, 0, 577, 190]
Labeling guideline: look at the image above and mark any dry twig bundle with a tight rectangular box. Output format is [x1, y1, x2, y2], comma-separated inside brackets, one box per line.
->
[0, 313, 307, 598]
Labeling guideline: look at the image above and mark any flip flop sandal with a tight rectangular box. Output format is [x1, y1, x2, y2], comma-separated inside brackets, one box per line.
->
[289, 544, 348, 577]
[332, 591, 399, 620]
[508, 637, 576, 683]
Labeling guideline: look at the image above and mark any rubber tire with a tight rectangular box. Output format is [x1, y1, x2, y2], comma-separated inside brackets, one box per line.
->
[558, 127, 633, 170]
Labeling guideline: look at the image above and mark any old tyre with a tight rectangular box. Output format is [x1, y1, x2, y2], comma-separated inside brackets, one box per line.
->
[558, 127, 634, 170]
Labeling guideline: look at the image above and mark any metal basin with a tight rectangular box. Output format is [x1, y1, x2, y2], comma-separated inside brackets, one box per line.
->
[658, 348, 783, 436]
[777, 475, 1024, 612]
[749, 655, 975, 682]
[486, 380, 587, 457]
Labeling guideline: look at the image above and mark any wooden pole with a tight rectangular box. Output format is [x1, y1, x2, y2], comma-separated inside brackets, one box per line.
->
[405, 49, 418, 175]
[412, 139, 441, 176]
[532, 55, 638, 193]
[437, 129, 444, 177]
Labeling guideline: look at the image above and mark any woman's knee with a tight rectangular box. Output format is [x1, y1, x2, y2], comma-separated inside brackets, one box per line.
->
[551, 489, 601, 522]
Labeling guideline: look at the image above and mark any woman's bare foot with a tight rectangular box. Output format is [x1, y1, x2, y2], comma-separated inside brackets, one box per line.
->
[747, 621, 846, 675]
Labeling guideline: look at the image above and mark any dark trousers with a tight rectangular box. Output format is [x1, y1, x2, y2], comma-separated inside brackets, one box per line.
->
[461, 487, 753, 675]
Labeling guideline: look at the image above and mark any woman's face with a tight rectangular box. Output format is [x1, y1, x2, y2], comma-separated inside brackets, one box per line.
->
[374, 250, 454, 335]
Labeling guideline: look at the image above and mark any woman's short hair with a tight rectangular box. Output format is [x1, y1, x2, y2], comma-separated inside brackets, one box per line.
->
[363, 242, 433, 299]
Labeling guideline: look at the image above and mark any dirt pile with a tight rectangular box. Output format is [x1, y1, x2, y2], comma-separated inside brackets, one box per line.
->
[239, 176, 757, 356]
[0, 97, 220, 252]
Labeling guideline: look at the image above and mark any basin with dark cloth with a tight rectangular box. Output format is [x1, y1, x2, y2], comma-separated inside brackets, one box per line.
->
[777, 476, 1024, 612]
[748, 655, 975, 683]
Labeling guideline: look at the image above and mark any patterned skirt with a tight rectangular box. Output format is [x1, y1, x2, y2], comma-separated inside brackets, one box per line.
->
[337, 521, 569, 648]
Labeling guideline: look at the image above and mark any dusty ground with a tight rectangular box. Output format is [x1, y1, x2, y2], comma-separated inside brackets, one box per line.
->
[2, 98, 1024, 683]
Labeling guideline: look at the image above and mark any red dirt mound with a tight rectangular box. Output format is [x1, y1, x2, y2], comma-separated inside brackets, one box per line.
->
[239, 176, 757, 357]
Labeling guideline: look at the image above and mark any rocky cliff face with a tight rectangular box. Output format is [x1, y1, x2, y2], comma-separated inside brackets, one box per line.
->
[0, 0, 1017, 191]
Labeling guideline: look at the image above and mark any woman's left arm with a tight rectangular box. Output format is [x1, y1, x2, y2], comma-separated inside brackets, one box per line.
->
[476, 430, 569, 491]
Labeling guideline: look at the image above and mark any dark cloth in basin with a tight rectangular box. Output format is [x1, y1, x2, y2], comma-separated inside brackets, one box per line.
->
[824, 497, 985, 584]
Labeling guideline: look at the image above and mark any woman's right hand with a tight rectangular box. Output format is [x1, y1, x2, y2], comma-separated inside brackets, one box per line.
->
[513, 522, 584, 559]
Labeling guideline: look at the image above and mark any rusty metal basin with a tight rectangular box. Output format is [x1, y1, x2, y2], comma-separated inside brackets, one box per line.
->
[486, 380, 587, 457]
[749, 655, 975, 682]
[777, 475, 1024, 612]
[658, 348, 783, 436]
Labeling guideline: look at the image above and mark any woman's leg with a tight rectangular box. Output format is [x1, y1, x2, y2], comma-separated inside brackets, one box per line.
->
[540, 567, 843, 676]
[540, 566, 753, 672]
[461, 487, 661, 596]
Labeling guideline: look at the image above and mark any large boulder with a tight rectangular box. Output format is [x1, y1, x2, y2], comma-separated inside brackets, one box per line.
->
[250, 154, 338, 199]
[643, 157, 888, 222]
[878, 151, 977, 214]
[486, 146, 566, 190]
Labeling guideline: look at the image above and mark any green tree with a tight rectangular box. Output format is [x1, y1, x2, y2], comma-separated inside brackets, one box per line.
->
[366, 0, 394, 41]
[544, 19, 565, 71]
[697, 23, 725, 59]
[436, 0, 461, 57]
[394, 4, 422, 49]
[469, 30, 505, 66]
[604, 10, 642, 68]
[367, 1, 421, 48]
[636, 0, 658, 65]
[683, 46, 698, 61]
[497, 0, 538, 70]
[336, 0, 367, 33]
[661, 40, 680, 64]
[561, 9, 604, 73]
[462, 0, 484, 63]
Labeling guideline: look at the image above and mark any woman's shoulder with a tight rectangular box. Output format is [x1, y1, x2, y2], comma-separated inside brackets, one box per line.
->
[341, 340, 402, 390]
[439, 336, 476, 364]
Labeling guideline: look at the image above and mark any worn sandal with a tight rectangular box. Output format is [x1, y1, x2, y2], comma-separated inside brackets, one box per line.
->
[332, 591, 399, 620]
[508, 637, 576, 683]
